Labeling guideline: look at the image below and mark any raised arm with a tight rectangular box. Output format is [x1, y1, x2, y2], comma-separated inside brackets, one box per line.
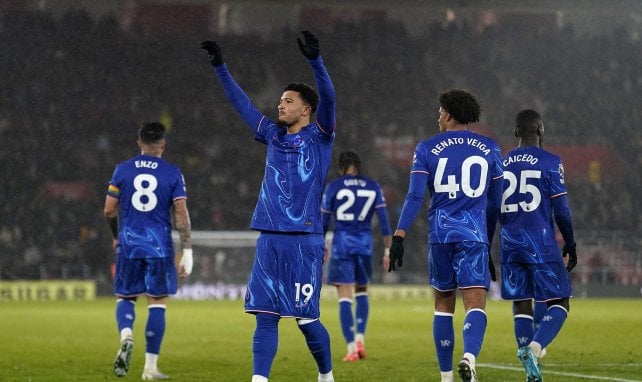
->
[297, 31, 336, 134]
[201, 40, 265, 134]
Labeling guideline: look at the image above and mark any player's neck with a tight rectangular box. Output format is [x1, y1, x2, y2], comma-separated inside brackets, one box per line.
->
[141, 149, 162, 158]
[518, 137, 540, 147]
[446, 123, 467, 132]
[286, 118, 310, 134]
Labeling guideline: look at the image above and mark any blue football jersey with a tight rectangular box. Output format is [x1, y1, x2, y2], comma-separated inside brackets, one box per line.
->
[251, 123, 333, 233]
[214, 57, 336, 234]
[499, 146, 568, 263]
[107, 154, 187, 259]
[321, 175, 391, 258]
[406, 130, 503, 244]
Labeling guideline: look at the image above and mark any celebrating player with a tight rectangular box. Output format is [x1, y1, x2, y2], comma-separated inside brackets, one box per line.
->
[201, 31, 336, 382]
[496, 109, 577, 382]
[104, 122, 193, 380]
[321, 151, 392, 362]
[388, 90, 503, 382]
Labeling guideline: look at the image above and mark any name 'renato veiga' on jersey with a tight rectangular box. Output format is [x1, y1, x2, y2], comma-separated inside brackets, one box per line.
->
[430, 137, 492, 156]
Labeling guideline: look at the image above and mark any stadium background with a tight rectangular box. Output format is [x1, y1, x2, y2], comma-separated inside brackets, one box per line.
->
[1, 0, 640, 299]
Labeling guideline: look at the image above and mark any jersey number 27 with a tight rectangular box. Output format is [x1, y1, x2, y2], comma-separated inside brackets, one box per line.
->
[335, 189, 376, 221]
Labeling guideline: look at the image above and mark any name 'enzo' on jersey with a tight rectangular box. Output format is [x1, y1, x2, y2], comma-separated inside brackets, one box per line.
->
[135, 160, 159, 169]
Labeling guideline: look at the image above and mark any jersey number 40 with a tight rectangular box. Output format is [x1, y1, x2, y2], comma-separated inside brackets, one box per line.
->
[434, 156, 488, 199]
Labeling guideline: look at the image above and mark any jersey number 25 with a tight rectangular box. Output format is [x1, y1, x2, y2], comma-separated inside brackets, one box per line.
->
[501, 170, 542, 213]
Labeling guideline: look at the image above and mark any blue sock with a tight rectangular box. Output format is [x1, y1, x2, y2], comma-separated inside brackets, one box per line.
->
[339, 299, 354, 344]
[514, 314, 534, 348]
[355, 293, 369, 336]
[533, 302, 547, 331]
[298, 319, 332, 374]
[116, 299, 136, 334]
[533, 305, 568, 349]
[145, 305, 166, 354]
[433, 313, 454, 372]
[253, 313, 280, 378]
[462, 309, 487, 357]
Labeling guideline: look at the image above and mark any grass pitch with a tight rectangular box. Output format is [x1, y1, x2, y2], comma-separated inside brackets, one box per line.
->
[1, 295, 641, 381]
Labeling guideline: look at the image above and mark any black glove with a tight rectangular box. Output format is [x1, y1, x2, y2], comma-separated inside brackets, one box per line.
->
[488, 256, 497, 282]
[200, 40, 224, 67]
[297, 30, 319, 59]
[388, 236, 404, 272]
[563, 243, 577, 272]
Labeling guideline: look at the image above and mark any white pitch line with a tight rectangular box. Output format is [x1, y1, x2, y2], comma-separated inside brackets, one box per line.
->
[478, 363, 642, 382]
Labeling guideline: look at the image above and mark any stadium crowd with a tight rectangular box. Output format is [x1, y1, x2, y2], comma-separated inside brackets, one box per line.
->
[0, 8, 640, 284]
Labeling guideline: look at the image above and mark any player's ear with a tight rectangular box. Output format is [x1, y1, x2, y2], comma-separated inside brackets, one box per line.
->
[513, 128, 519, 137]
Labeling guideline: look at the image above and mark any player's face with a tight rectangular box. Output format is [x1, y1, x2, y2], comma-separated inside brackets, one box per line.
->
[278, 91, 310, 126]
[438, 107, 449, 132]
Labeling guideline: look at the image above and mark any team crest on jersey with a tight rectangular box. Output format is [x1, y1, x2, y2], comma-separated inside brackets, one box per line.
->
[558, 163, 565, 184]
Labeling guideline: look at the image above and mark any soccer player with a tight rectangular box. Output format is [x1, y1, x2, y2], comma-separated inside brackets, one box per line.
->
[496, 109, 577, 382]
[104, 122, 193, 380]
[388, 90, 503, 382]
[200, 31, 336, 382]
[321, 151, 392, 362]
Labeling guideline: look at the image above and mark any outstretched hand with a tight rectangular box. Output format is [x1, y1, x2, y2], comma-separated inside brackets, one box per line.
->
[297, 30, 319, 59]
[200, 40, 224, 67]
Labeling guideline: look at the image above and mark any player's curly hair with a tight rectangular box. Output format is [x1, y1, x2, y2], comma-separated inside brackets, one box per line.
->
[284, 82, 319, 114]
[139, 122, 166, 144]
[338, 151, 361, 173]
[439, 89, 481, 125]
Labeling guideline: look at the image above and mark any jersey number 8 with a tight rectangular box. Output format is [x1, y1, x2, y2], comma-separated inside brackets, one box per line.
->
[132, 174, 158, 212]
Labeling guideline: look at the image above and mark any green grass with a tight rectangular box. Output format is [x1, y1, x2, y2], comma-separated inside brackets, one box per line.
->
[1, 296, 641, 381]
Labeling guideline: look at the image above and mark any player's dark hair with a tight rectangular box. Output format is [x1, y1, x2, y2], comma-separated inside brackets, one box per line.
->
[139, 122, 166, 144]
[338, 151, 361, 173]
[439, 89, 481, 124]
[284, 82, 319, 114]
[515, 109, 543, 137]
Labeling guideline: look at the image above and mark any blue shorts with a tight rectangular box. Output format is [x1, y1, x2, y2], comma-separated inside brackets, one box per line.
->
[245, 232, 325, 319]
[326, 254, 372, 286]
[429, 242, 490, 291]
[114, 256, 177, 298]
[501, 261, 572, 302]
